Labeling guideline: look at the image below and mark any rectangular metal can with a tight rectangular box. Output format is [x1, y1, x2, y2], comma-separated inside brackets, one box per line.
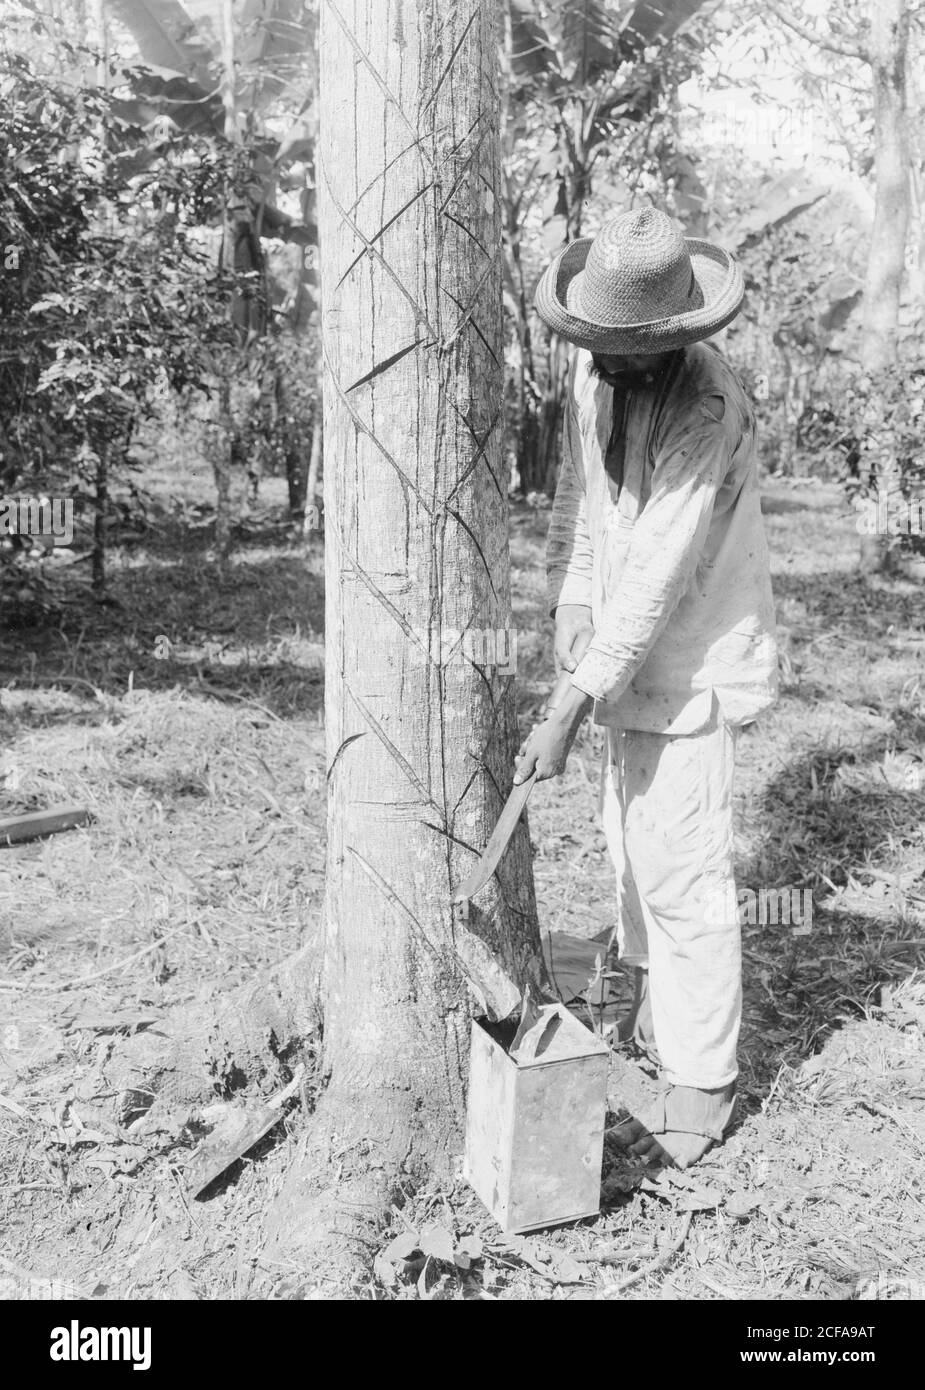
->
[463, 1007, 609, 1234]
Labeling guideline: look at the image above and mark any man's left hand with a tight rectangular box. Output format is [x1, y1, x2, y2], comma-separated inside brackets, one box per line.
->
[514, 690, 591, 784]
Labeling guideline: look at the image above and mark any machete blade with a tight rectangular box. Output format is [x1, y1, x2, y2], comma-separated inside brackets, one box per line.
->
[452, 772, 536, 903]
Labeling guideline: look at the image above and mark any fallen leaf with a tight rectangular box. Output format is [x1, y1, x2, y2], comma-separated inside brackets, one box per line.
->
[676, 1187, 724, 1212]
[71, 1128, 114, 1146]
[548, 1251, 587, 1283]
[455, 1233, 483, 1264]
[520, 1241, 587, 1284]
[373, 1252, 397, 1288]
[418, 1223, 455, 1264]
[380, 1230, 420, 1263]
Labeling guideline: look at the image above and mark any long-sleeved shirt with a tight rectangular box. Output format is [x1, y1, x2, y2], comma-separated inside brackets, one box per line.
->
[546, 342, 779, 734]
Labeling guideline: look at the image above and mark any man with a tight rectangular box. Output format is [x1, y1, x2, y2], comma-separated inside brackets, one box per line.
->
[515, 207, 778, 1168]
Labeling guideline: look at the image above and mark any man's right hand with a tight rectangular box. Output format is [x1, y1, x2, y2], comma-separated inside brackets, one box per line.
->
[554, 604, 594, 675]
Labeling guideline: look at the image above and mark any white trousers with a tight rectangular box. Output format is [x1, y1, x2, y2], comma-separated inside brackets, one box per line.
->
[600, 708, 741, 1089]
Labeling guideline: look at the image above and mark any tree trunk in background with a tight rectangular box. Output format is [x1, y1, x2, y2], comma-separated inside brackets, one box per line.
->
[277, 365, 311, 522]
[217, 0, 266, 541]
[909, 164, 925, 308]
[266, 0, 542, 1280]
[499, 4, 539, 494]
[538, 334, 569, 493]
[532, 132, 589, 495]
[92, 444, 108, 595]
[859, 0, 909, 573]
[210, 373, 233, 557]
[285, 433, 309, 521]
[220, 0, 262, 341]
[302, 411, 322, 532]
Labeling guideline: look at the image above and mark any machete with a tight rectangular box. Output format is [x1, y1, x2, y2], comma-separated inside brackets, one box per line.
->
[453, 628, 592, 903]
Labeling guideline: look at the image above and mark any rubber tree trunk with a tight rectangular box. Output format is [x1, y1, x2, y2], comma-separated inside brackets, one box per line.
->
[267, 0, 543, 1273]
[859, 0, 909, 573]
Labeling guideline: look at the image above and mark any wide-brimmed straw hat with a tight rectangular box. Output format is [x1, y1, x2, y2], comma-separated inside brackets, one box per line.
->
[534, 207, 744, 354]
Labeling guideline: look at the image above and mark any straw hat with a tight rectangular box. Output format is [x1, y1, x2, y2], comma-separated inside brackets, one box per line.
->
[534, 207, 744, 354]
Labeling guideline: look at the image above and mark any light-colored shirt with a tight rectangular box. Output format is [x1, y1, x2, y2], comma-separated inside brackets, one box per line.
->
[546, 342, 779, 734]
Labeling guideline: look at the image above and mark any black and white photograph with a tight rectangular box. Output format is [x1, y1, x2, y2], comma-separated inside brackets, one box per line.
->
[0, 0, 923, 1333]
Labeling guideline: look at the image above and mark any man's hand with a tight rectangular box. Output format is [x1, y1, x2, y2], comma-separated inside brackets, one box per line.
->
[514, 686, 592, 785]
[554, 604, 594, 675]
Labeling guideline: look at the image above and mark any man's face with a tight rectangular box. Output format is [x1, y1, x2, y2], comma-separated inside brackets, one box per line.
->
[591, 351, 673, 383]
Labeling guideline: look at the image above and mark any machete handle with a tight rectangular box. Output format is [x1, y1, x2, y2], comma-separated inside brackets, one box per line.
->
[450, 630, 594, 905]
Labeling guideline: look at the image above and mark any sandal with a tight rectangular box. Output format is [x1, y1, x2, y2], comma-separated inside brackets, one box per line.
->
[609, 1081, 737, 1169]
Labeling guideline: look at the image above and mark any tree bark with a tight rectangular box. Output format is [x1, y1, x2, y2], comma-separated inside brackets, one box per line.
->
[859, 0, 909, 573]
[264, 0, 543, 1283]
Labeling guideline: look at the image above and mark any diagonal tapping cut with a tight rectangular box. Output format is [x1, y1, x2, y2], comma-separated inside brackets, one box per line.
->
[335, 183, 435, 291]
[324, 168, 439, 338]
[343, 337, 435, 394]
[322, 0, 437, 170]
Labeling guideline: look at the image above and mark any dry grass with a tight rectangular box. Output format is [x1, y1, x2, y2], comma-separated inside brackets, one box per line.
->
[364, 975, 925, 1301]
[1, 473, 924, 1300]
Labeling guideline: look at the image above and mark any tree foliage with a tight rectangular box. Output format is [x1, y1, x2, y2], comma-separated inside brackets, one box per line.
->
[0, 49, 234, 497]
[0, 0, 320, 594]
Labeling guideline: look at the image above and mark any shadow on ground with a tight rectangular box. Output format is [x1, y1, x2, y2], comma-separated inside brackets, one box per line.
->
[0, 521, 325, 721]
[736, 737, 925, 1102]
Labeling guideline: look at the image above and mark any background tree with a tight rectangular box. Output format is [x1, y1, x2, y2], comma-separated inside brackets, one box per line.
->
[723, 176, 865, 474]
[0, 0, 321, 597]
[0, 38, 236, 594]
[108, 0, 320, 541]
[762, 0, 912, 570]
